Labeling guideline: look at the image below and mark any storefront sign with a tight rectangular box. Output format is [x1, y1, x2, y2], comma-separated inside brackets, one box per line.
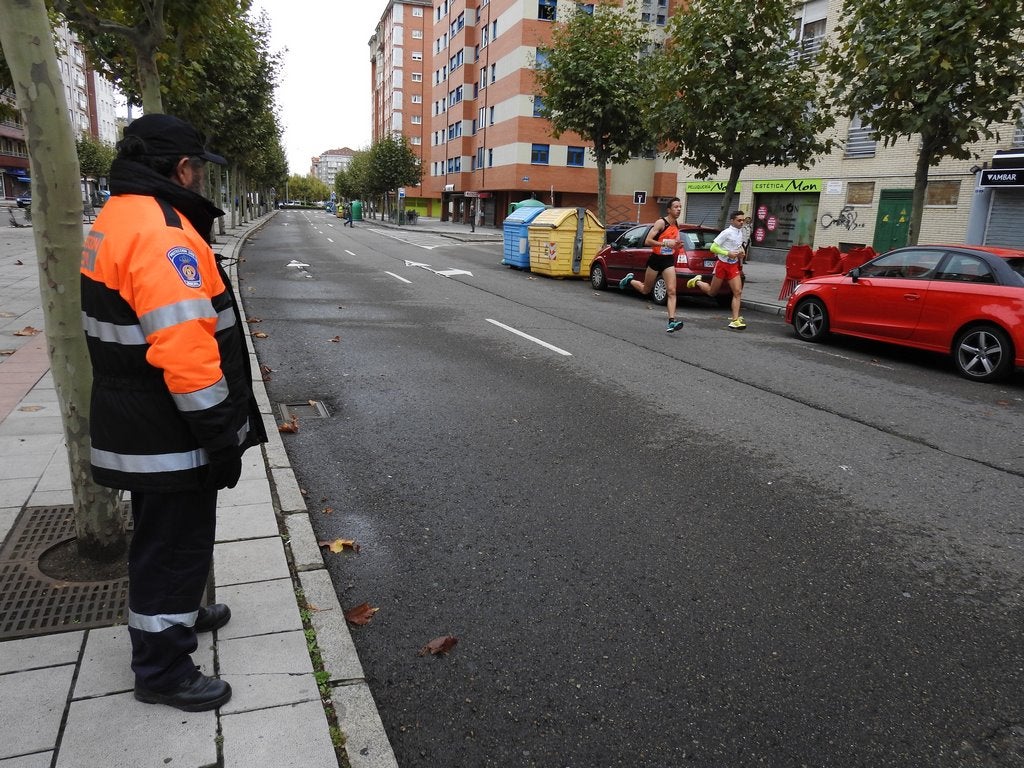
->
[979, 169, 1024, 187]
[685, 181, 741, 193]
[752, 179, 822, 193]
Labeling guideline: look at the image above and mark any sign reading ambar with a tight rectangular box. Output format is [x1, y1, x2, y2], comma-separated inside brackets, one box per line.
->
[980, 168, 1024, 187]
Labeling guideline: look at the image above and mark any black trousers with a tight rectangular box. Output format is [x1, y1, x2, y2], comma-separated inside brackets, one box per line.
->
[127, 488, 217, 690]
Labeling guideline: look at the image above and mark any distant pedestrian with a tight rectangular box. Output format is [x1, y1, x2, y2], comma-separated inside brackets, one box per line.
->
[618, 197, 685, 333]
[344, 202, 354, 227]
[688, 209, 747, 330]
[80, 114, 267, 712]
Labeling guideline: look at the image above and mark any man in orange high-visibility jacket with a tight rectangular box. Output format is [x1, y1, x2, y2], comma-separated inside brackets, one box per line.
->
[81, 114, 267, 712]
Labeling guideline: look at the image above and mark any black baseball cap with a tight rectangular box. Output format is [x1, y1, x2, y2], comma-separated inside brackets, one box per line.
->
[123, 114, 227, 166]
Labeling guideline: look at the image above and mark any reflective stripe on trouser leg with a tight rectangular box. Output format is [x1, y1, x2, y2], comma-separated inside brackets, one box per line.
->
[128, 488, 218, 691]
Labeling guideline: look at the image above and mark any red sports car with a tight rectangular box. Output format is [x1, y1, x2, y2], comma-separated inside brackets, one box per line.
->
[589, 223, 739, 307]
[785, 245, 1024, 382]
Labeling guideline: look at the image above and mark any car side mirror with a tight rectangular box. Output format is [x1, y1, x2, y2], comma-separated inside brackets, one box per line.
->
[611, 242, 622, 250]
[849, 267, 861, 282]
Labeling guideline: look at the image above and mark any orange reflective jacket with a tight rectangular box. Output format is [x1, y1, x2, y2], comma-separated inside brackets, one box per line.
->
[81, 194, 266, 491]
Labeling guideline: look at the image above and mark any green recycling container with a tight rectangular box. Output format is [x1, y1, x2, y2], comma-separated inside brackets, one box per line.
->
[351, 200, 363, 221]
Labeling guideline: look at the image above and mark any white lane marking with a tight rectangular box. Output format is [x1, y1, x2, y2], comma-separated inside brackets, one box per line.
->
[327, 238, 334, 243]
[345, 250, 356, 256]
[286, 259, 310, 268]
[486, 319, 572, 357]
[386, 271, 412, 284]
[806, 345, 895, 370]
[435, 268, 473, 277]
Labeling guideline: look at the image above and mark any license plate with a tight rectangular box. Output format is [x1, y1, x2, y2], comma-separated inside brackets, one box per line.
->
[703, 259, 716, 268]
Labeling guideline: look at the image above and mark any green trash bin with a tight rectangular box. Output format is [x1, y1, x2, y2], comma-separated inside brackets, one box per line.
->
[351, 200, 363, 221]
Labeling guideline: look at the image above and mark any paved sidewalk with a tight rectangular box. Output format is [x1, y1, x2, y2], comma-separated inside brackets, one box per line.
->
[0, 214, 397, 768]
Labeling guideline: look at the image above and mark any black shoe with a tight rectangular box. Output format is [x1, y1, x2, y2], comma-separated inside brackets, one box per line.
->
[195, 603, 231, 633]
[135, 672, 232, 712]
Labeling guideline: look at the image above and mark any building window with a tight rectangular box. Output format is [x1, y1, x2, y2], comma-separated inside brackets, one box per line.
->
[488, 148, 493, 167]
[533, 96, 545, 117]
[411, 136, 422, 145]
[925, 180, 961, 207]
[492, 20, 498, 37]
[490, 63, 496, 83]
[579, 3, 594, 14]
[412, 51, 423, 61]
[489, 106, 495, 125]
[413, 6, 423, 15]
[845, 113, 876, 158]
[411, 115, 422, 124]
[477, 147, 484, 168]
[535, 49, 549, 69]
[846, 181, 874, 206]
[567, 146, 585, 167]
[539, 0, 556, 21]
[447, 156, 462, 173]
[412, 95, 422, 104]
[412, 72, 423, 82]
[412, 30, 423, 39]
[531, 143, 550, 164]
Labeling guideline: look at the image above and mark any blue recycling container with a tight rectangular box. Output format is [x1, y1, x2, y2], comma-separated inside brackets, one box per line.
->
[502, 204, 548, 268]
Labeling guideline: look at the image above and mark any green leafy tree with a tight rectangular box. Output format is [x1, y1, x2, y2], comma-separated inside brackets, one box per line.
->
[367, 134, 422, 213]
[0, 0, 124, 561]
[655, 0, 834, 229]
[76, 133, 115, 181]
[335, 149, 371, 203]
[285, 174, 329, 204]
[825, 0, 1024, 245]
[533, 2, 656, 226]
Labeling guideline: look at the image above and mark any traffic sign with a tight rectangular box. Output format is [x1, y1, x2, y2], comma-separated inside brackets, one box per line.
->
[398, 187, 406, 198]
[633, 191, 647, 205]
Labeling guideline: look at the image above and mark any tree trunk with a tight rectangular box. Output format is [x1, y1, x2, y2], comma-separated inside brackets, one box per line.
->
[0, 0, 126, 561]
[136, 45, 164, 114]
[717, 163, 744, 231]
[594, 139, 608, 226]
[909, 140, 932, 247]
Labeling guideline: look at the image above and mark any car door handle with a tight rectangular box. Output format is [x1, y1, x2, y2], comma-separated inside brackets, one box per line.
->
[904, 293, 921, 301]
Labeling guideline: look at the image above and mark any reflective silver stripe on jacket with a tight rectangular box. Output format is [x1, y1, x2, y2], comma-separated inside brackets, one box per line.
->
[91, 446, 207, 473]
[139, 298, 216, 337]
[216, 306, 236, 332]
[128, 608, 198, 633]
[81, 312, 147, 345]
[172, 376, 229, 412]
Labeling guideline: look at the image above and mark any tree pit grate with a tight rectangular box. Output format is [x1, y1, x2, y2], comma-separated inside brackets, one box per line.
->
[0, 505, 130, 641]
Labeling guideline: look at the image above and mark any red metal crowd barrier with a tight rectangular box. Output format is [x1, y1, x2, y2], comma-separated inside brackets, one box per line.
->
[778, 245, 877, 300]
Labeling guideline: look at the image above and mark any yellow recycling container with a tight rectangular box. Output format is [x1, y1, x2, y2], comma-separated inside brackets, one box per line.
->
[527, 207, 604, 279]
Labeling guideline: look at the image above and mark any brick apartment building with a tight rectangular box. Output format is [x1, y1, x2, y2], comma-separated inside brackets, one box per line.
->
[370, 0, 683, 227]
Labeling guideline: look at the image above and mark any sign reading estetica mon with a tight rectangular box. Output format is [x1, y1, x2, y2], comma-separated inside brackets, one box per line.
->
[752, 179, 822, 193]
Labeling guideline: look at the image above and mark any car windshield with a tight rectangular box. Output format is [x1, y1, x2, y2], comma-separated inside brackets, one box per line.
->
[681, 230, 716, 250]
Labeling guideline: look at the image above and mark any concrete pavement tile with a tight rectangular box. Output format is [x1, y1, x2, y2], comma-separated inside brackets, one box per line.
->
[218, 630, 319, 714]
[214, 537, 289, 586]
[0, 631, 83, 674]
[333, 683, 400, 768]
[0, 665, 74, 758]
[214, 577, 302, 641]
[285, 512, 326, 571]
[0, 477, 35, 509]
[0, 434, 63, 457]
[56, 691, 218, 768]
[217, 475, 271, 507]
[0, 414, 63, 437]
[74, 625, 216, 699]
[34, 455, 70, 491]
[221, 700, 338, 768]
[272, 466, 307, 513]
[298, 569, 365, 681]
[0, 507, 19, 546]
[0, 453, 52, 481]
[0, 752, 53, 768]
[216, 500, 280, 542]
[237, 451, 265, 480]
[26, 489, 73, 507]
[263, 433, 291, 469]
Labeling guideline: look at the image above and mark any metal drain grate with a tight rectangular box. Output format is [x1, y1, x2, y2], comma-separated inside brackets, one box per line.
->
[0, 505, 129, 640]
[279, 400, 330, 421]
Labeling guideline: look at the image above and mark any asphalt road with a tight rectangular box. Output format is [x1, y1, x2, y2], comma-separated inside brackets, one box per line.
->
[239, 210, 1024, 768]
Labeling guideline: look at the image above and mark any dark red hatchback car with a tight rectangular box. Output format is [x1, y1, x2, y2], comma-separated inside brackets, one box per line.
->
[785, 244, 1024, 382]
[589, 223, 739, 307]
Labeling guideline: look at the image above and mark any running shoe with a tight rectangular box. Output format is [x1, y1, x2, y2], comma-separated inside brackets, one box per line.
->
[727, 317, 747, 331]
[685, 275, 703, 288]
[666, 319, 684, 333]
[618, 273, 635, 290]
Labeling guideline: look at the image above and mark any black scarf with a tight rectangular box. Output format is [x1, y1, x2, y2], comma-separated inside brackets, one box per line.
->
[109, 158, 225, 244]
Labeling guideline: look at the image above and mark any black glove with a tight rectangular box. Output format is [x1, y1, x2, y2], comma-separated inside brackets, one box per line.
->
[204, 448, 242, 490]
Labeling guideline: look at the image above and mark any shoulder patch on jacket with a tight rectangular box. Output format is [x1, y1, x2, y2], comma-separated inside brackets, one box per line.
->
[166, 246, 202, 289]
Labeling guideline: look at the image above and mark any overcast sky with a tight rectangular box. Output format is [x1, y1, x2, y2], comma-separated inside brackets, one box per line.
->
[250, 0, 385, 175]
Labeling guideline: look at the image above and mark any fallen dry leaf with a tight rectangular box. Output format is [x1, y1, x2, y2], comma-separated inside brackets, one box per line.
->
[18, 405, 44, 412]
[14, 326, 40, 336]
[419, 636, 458, 656]
[322, 506, 334, 515]
[246, 317, 262, 323]
[318, 537, 360, 554]
[344, 602, 379, 626]
[252, 331, 269, 339]
[14, 259, 23, 265]
[278, 415, 299, 433]
[260, 364, 273, 381]
[329, 335, 340, 343]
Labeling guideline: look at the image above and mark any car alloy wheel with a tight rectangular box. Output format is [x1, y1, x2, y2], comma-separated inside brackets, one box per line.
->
[793, 297, 829, 341]
[652, 277, 668, 305]
[954, 324, 1013, 382]
[590, 262, 607, 290]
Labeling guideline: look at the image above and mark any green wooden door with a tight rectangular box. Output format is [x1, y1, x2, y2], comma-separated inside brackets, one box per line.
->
[873, 190, 912, 252]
